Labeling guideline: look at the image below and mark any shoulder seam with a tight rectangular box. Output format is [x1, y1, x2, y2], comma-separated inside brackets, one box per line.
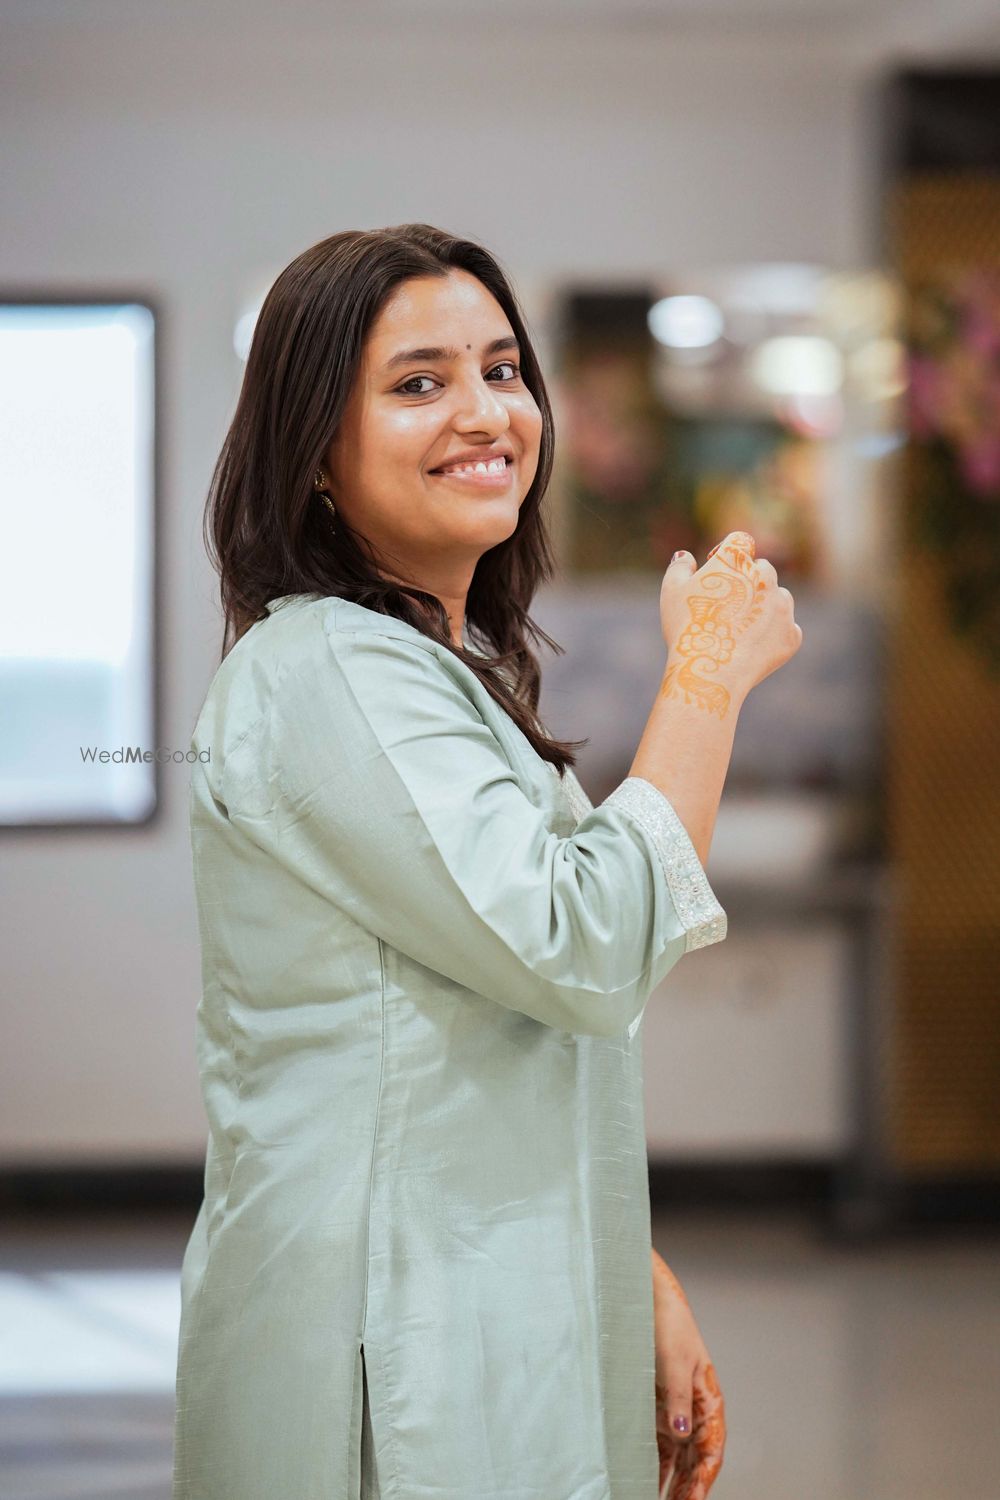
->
[325, 602, 444, 656]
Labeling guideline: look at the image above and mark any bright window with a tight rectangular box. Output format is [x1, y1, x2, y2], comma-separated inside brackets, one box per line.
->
[0, 302, 156, 825]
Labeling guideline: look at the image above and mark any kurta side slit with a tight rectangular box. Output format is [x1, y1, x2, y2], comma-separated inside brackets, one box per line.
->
[359, 1346, 382, 1499]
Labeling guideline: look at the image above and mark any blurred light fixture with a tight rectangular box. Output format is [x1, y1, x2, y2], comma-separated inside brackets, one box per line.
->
[749, 335, 843, 398]
[818, 273, 901, 343]
[648, 294, 724, 350]
[847, 337, 907, 401]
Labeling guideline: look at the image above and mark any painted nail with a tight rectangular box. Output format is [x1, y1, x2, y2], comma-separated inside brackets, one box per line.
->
[673, 1414, 690, 1434]
[671, 550, 689, 562]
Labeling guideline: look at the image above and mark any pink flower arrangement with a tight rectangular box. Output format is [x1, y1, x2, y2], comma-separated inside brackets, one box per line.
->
[906, 269, 1000, 500]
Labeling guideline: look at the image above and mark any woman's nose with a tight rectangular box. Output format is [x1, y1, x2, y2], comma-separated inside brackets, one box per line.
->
[452, 377, 510, 432]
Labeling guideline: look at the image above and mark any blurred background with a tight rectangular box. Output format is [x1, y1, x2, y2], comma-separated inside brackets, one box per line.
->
[2, 2, 999, 1497]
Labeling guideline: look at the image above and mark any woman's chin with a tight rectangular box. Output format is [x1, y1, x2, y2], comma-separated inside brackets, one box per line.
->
[455, 501, 521, 547]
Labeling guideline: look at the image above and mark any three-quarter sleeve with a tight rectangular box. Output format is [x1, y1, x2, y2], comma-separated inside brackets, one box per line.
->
[225, 612, 726, 1039]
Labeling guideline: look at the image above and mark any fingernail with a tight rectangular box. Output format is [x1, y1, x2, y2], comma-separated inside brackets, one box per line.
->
[707, 545, 719, 558]
[671, 550, 689, 562]
[672, 1414, 690, 1434]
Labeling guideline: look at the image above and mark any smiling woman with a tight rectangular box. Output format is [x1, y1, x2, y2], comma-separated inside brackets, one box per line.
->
[203, 223, 573, 771]
[175, 223, 747, 1500]
[319, 269, 542, 645]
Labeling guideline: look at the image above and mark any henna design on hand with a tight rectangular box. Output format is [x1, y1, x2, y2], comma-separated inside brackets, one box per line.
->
[663, 544, 765, 719]
[655, 1359, 727, 1499]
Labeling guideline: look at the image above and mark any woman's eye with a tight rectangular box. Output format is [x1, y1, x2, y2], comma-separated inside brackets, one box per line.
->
[394, 362, 520, 397]
[396, 374, 438, 396]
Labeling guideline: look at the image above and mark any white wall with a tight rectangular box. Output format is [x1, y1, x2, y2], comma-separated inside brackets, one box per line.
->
[0, 5, 981, 1162]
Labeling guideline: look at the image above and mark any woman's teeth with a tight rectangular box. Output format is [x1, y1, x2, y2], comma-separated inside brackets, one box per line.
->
[430, 455, 514, 490]
[439, 457, 508, 476]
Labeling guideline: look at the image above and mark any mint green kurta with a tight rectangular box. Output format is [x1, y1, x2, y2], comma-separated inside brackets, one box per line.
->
[173, 593, 726, 1500]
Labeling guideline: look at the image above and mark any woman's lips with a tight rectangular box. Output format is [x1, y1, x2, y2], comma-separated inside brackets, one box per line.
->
[429, 457, 515, 489]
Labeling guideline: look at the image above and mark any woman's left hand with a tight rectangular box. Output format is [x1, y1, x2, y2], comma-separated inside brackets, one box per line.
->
[651, 1247, 726, 1499]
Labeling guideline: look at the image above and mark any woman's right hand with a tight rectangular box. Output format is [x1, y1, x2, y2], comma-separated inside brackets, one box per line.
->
[657, 531, 802, 720]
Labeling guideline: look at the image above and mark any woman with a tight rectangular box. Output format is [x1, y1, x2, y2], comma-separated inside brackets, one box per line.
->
[173, 223, 801, 1500]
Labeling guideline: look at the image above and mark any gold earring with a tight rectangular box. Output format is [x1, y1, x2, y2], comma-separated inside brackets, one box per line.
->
[313, 469, 337, 524]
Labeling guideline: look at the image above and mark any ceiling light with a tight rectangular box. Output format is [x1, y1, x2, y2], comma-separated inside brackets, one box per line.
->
[648, 294, 724, 350]
[749, 335, 843, 398]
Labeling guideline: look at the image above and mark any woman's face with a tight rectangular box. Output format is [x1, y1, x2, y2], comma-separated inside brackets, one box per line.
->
[323, 269, 543, 585]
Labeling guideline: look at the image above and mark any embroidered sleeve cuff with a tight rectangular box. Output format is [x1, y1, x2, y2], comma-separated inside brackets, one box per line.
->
[603, 775, 727, 952]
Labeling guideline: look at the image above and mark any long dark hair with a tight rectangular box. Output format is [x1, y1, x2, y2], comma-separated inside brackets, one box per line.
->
[204, 222, 584, 773]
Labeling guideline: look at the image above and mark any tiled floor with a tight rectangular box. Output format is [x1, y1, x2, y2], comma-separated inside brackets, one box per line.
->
[0, 1209, 997, 1499]
[0, 1216, 183, 1500]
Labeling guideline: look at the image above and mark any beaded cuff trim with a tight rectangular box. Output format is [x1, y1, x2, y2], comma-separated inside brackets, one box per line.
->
[603, 776, 727, 953]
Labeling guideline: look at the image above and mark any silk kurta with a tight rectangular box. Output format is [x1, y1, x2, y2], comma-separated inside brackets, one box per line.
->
[173, 592, 727, 1500]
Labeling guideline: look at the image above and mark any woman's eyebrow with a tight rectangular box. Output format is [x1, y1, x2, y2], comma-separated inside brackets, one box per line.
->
[381, 335, 519, 373]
